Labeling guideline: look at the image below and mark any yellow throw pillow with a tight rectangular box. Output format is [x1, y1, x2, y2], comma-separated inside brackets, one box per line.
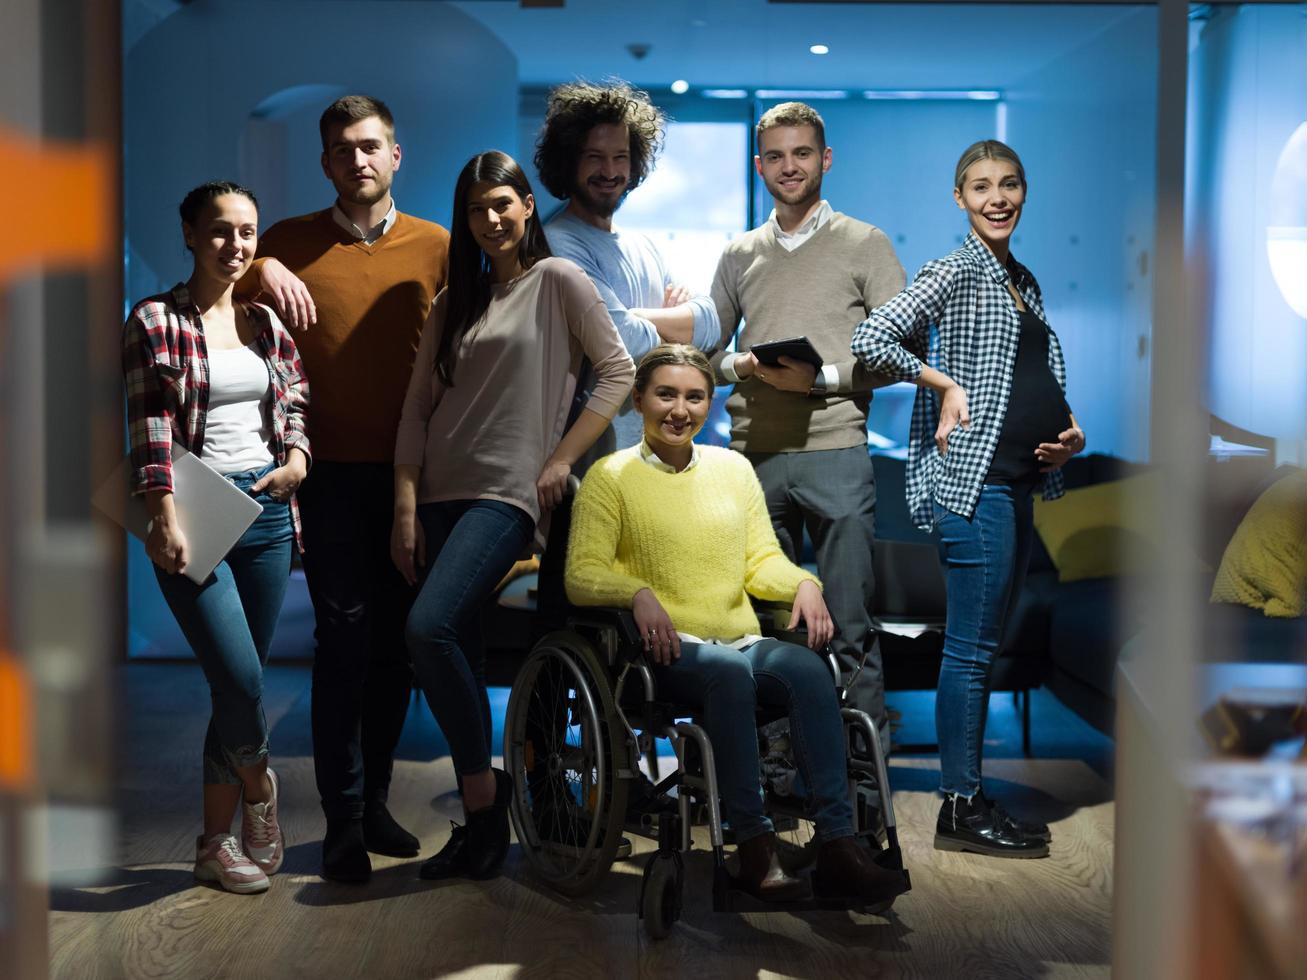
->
[1210, 469, 1307, 618]
[1033, 472, 1205, 583]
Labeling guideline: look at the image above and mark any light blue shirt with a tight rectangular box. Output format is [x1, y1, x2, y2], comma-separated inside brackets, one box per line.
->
[545, 210, 720, 449]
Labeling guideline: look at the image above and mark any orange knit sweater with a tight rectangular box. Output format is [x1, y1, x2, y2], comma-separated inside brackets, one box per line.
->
[242, 209, 449, 462]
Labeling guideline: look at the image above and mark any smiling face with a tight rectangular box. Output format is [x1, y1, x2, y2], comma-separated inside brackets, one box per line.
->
[755, 124, 831, 210]
[634, 363, 713, 454]
[572, 122, 631, 219]
[466, 181, 534, 266]
[183, 192, 258, 286]
[321, 115, 401, 206]
[954, 157, 1026, 255]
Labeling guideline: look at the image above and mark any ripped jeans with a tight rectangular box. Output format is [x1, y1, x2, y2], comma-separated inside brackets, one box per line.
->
[154, 462, 293, 784]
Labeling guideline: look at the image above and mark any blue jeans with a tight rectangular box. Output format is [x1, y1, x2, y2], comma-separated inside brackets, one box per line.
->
[407, 499, 534, 777]
[933, 484, 1035, 797]
[653, 638, 854, 844]
[154, 462, 293, 785]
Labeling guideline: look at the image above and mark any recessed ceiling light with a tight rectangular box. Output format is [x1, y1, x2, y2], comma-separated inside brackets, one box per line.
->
[670, 79, 689, 95]
[809, 44, 829, 55]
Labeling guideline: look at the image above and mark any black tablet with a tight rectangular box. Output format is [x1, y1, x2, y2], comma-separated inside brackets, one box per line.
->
[750, 336, 823, 371]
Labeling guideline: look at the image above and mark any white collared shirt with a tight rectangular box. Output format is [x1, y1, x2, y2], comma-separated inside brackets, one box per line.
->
[769, 199, 833, 252]
[638, 438, 700, 473]
[332, 200, 397, 244]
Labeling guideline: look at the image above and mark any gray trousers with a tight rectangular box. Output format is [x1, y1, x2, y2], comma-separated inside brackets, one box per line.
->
[747, 446, 886, 747]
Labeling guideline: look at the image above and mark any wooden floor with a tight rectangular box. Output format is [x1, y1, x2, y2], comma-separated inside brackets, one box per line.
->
[48, 665, 1114, 980]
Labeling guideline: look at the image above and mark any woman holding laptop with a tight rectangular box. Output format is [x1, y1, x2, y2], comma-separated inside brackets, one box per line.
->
[122, 180, 310, 894]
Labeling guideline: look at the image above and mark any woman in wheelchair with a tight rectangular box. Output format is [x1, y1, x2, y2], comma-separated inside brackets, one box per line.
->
[564, 344, 907, 904]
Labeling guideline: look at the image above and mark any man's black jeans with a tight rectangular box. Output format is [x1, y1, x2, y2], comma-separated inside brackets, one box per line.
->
[296, 461, 416, 821]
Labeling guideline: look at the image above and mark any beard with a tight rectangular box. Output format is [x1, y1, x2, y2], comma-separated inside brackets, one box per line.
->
[336, 171, 393, 207]
[763, 171, 822, 209]
[573, 177, 628, 219]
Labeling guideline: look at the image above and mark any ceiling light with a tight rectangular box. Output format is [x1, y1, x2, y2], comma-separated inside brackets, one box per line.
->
[809, 44, 829, 55]
[862, 89, 1002, 101]
[756, 89, 849, 100]
[670, 79, 689, 95]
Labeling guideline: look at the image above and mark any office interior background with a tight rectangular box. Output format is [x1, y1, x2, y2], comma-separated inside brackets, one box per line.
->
[2, 0, 1306, 977]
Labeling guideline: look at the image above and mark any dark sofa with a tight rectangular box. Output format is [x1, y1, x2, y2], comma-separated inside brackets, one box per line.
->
[870, 451, 1306, 739]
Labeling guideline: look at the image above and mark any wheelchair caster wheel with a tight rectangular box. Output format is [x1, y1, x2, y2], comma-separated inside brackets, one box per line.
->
[640, 854, 683, 940]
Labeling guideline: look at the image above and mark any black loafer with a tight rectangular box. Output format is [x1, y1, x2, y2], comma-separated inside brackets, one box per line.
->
[934, 793, 1049, 859]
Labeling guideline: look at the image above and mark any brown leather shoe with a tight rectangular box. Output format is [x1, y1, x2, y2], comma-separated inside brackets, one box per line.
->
[735, 832, 806, 902]
[813, 836, 909, 903]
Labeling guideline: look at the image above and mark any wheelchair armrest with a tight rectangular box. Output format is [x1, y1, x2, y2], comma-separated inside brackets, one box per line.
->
[566, 607, 645, 658]
[755, 601, 801, 639]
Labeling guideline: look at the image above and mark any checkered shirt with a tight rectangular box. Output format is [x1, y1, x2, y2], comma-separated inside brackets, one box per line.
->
[122, 283, 311, 546]
[850, 232, 1068, 530]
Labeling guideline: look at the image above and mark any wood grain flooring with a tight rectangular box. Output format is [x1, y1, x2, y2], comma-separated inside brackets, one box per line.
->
[47, 665, 1113, 980]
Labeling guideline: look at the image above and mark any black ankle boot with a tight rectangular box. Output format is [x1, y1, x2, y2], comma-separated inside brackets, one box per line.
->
[934, 793, 1049, 858]
[363, 801, 420, 857]
[462, 769, 513, 880]
[322, 818, 372, 882]
[978, 791, 1052, 843]
[418, 821, 468, 880]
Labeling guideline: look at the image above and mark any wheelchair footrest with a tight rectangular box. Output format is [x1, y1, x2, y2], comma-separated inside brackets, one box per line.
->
[713, 867, 910, 915]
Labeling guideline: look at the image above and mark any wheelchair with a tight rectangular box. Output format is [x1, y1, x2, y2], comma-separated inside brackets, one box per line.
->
[503, 601, 911, 940]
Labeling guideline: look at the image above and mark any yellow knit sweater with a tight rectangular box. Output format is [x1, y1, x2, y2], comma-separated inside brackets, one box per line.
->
[565, 445, 820, 642]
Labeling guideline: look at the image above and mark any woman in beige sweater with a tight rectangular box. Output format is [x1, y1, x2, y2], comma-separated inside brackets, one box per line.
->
[391, 151, 634, 881]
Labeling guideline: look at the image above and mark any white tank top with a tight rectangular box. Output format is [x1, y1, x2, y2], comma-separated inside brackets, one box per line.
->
[201, 342, 274, 475]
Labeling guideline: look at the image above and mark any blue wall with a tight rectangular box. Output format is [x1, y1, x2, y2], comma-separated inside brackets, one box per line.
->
[1189, 5, 1307, 449]
[122, 0, 1163, 654]
[122, 0, 520, 656]
[1003, 8, 1158, 464]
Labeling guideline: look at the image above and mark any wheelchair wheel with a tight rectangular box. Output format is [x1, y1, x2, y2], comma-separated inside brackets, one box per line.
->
[640, 854, 682, 940]
[505, 632, 632, 897]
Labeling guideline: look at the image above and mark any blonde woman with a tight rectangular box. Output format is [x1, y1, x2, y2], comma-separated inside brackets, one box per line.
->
[566, 344, 909, 905]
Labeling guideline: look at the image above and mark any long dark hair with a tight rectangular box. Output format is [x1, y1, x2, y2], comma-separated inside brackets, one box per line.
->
[437, 150, 552, 387]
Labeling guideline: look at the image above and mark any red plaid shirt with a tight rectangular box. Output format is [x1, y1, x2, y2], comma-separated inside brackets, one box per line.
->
[122, 283, 311, 547]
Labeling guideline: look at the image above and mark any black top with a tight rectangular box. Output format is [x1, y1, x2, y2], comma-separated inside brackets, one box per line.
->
[984, 309, 1071, 486]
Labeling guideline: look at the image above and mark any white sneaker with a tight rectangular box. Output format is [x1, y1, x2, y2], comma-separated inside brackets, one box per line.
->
[241, 767, 285, 874]
[194, 833, 269, 894]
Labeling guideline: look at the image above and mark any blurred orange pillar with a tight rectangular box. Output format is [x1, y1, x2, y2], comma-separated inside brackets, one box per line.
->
[0, 127, 112, 280]
[0, 655, 32, 790]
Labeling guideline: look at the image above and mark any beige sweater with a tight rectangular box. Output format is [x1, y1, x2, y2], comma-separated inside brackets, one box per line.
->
[709, 212, 905, 453]
[395, 257, 635, 532]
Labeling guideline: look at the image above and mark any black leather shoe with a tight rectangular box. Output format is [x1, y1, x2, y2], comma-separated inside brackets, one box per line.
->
[363, 801, 420, 857]
[322, 818, 372, 882]
[813, 836, 910, 903]
[934, 793, 1049, 858]
[418, 822, 467, 880]
[463, 769, 513, 880]
[735, 831, 806, 902]
[979, 792, 1052, 843]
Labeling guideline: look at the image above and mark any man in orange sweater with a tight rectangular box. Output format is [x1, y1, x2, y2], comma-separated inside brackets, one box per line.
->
[240, 95, 448, 882]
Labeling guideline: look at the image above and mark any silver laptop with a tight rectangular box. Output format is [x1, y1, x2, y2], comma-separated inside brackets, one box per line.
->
[93, 443, 265, 584]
